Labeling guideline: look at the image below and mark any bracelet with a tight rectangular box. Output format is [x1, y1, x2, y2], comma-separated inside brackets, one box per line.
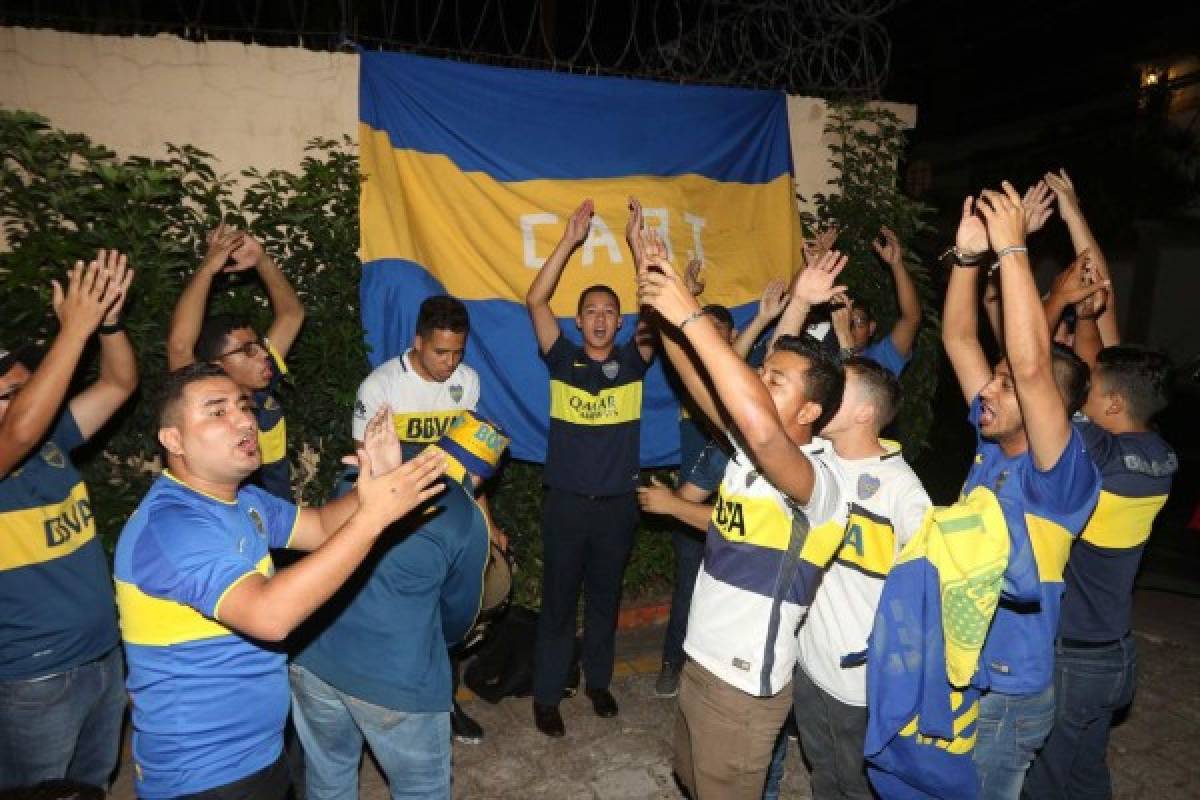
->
[994, 245, 1029, 261]
[678, 309, 706, 333]
[940, 245, 986, 266]
[98, 320, 124, 336]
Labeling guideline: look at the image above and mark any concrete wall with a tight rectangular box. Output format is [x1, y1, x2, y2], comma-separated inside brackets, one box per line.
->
[1, 26, 915, 203]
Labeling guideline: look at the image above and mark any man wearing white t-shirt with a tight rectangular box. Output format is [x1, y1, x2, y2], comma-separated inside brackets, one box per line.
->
[638, 241, 853, 799]
[349, 294, 497, 745]
[796, 357, 932, 799]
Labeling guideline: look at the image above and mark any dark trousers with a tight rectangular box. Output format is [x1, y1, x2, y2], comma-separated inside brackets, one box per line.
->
[662, 526, 705, 667]
[533, 488, 638, 706]
[179, 753, 290, 800]
[1023, 636, 1137, 800]
[793, 666, 874, 800]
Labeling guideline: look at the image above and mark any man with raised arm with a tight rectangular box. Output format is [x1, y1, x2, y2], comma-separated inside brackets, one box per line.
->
[941, 184, 1100, 800]
[638, 238, 849, 800]
[0, 252, 135, 790]
[113, 372, 445, 799]
[167, 224, 306, 499]
[526, 200, 655, 737]
[825, 226, 921, 377]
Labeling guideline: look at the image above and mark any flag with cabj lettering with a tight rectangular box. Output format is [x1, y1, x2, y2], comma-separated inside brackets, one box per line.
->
[359, 51, 801, 464]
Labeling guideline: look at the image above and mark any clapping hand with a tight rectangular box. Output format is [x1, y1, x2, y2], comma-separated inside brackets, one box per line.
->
[1022, 180, 1055, 235]
[976, 182, 1027, 253]
[956, 197, 990, 260]
[790, 249, 848, 307]
[52, 249, 134, 339]
[758, 278, 790, 321]
[201, 223, 245, 274]
[563, 199, 595, 250]
[637, 231, 700, 328]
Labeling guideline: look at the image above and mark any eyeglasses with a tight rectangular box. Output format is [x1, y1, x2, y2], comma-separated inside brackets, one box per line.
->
[216, 340, 267, 360]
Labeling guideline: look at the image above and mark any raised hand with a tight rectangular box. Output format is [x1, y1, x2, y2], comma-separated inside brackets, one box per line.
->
[684, 258, 706, 296]
[830, 291, 854, 344]
[625, 197, 646, 270]
[229, 233, 265, 272]
[1048, 250, 1110, 310]
[758, 278, 789, 321]
[790, 249, 848, 307]
[96, 249, 134, 326]
[956, 197, 990, 259]
[360, 405, 403, 477]
[1043, 168, 1079, 211]
[201, 223, 245, 274]
[355, 445, 446, 528]
[52, 250, 132, 339]
[873, 226, 903, 267]
[1022, 180, 1055, 235]
[563, 199, 595, 250]
[638, 231, 700, 328]
[977, 182, 1028, 253]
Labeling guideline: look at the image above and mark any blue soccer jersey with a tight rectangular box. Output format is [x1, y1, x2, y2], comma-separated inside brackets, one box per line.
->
[113, 473, 299, 798]
[252, 343, 290, 500]
[0, 412, 118, 679]
[960, 397, 1100, 695]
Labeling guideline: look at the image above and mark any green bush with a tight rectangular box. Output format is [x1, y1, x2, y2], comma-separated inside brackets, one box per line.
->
[803, 103, 938, 455]
[1, 107, 936, 610]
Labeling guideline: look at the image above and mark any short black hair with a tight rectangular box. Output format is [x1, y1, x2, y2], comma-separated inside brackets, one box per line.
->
[195, 313, 256, 362]
[1095, 345, 1174, 423]
[851, 299, 875, 322]
[1050, 343, 1091, 415]
[576, 285, 621, 316]
[415, 295, 469, 338]
[844, 356, 902, 428]
[158, 362, 232, 429]
[701, 304, 735, 331]
[773, 334, 845, 434]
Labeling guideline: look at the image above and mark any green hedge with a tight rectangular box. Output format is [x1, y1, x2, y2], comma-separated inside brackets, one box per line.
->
[0, 105, 934, 608]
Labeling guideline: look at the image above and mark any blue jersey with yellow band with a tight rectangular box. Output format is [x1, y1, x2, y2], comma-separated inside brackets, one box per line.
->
[1060, 420, 1176, 642]
[252, 343, 290, 500]
[0, 412, 118, 680]
[542, 335, 649, 497]
[113, 473, 299, 799]
[961, 397, 1100, 695]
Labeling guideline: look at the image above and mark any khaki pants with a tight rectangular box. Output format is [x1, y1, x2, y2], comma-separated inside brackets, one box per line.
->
[673, 659, 793, 800]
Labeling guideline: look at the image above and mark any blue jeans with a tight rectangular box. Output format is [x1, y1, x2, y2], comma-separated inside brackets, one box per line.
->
[662, 527, 705, 666]
[0, 646, 126, 790]
[973, 685, 1055, 800]
[1022, 636, 1136, 800]
[289, 665, 451, 800]
[761, 712, 797, 800]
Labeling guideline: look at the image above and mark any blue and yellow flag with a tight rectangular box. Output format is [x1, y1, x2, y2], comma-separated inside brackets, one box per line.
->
[359, 52, 801, 464]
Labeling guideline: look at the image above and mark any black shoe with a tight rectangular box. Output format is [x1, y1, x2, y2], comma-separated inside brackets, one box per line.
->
[585, 687, 619, 718]
[451, 701, 484, 744]
[533, 702, 565, 737]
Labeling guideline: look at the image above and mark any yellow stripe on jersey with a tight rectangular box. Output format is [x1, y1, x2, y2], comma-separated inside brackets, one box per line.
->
[1080, 490, 1168, 550]
[899, 691, 979, 755]
[1024, 513, 1075, 582]
[710, 485, 791, 550]
[549, 380, 643, 427]
[393, 411, 465, 443]
[258, 417, 288, 465]
[0, 481, 95, 571]
[116, 554, 274, 647]
[837, 505, 898, 579]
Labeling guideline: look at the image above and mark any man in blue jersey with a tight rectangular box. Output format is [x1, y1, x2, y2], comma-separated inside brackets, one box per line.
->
[827, 226, 922, 377]
[114, 365, 446, 799]
[1022, 345, 1176, 796]
[167, 223, 306, 500]
[526, 200, 655, 737]
[290, 411, 507, 800]
[941, 184, 1101, 800]
[0, 251, 135, 790]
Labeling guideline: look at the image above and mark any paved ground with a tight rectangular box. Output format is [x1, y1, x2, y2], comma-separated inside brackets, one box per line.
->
[110, 589, 1200, 799]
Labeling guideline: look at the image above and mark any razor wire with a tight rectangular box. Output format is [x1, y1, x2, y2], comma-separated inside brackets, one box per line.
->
[1, 0, 899, 96]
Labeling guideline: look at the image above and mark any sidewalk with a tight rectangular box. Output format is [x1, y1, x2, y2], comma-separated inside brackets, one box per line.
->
[109, 589, 1200, 799]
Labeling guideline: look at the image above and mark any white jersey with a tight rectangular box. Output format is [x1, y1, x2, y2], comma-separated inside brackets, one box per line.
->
[797, 442, 931, 706]
[352, 351, 480, 443]
[684, 437, 847, 697]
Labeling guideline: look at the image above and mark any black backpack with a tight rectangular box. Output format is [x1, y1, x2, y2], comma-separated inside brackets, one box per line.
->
[462, 606, 580, 703]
